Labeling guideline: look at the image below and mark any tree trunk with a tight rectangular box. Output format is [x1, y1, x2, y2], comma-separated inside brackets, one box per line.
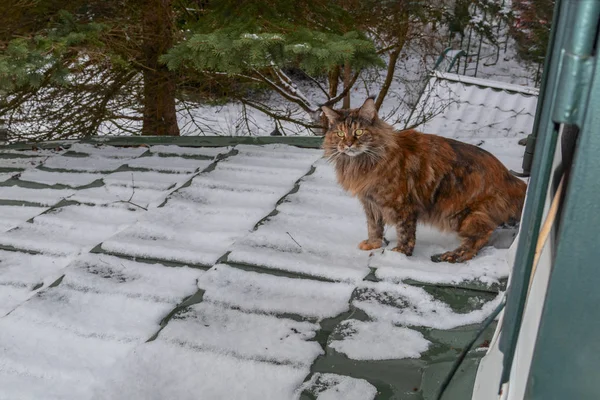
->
[141, 0, 179, 136]
[343, 61, 351, 109]
[328, 66, 340, 98]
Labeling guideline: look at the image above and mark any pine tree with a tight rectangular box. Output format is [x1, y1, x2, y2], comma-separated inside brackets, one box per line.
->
[163, 0, 384, 126]
[163, 0, 452, 129]
[0, 0, 181, 140]
[0, 0, 455, 140]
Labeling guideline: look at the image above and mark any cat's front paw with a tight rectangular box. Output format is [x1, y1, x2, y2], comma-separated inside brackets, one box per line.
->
[358, 239, 383, 251]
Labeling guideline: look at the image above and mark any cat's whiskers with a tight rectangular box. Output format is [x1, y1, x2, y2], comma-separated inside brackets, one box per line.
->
[326, 149, 342, 163]
[360, 147, 384, 164]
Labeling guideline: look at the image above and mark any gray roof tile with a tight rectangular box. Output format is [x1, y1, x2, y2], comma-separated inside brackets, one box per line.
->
[410, 71, 538, 139]
[0, 134, 517, 399]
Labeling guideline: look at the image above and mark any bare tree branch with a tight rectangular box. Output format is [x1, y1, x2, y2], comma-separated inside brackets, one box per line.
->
[320, 70, 361, 107]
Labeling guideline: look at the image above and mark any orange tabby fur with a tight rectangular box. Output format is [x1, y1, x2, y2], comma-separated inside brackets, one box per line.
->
[321, 98, 527, 263]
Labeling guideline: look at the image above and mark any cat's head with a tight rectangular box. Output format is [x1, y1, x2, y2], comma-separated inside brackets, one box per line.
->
[321, 98, 391, 162]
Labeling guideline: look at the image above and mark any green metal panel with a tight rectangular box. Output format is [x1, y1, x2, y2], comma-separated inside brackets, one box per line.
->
[498, 0, 566, 385]
[502, 0, 600, 392]
[525, 20, 600, 399]
[520, 0, 564, 175]
[0, 135, 325, 150]
[551, 1, 600, 125]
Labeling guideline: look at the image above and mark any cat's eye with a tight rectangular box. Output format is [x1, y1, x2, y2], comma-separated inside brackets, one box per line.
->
[355, 129, 365, 136]
[336, 130, 345, 137]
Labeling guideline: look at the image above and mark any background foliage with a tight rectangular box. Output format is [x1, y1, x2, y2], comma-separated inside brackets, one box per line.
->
[0, 0, 549, 141]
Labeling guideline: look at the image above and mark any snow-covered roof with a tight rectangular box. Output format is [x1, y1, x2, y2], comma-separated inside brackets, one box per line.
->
[409, 70, 538, 140]
[0, 138, 512, 399]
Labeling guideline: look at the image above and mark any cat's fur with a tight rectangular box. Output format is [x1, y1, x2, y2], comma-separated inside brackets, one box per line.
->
[321, 98, 527, 263]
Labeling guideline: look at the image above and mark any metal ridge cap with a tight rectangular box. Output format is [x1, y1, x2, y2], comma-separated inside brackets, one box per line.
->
[432, 71, 540, 96]
[1, 135, 325, 150]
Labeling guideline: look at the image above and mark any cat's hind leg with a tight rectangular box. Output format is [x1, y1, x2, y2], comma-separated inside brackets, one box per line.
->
[358, 197, 385, 251]
[431, 210, 495, 263]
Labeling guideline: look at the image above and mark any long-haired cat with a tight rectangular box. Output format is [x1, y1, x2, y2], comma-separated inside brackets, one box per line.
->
[322, 98, 527, 263]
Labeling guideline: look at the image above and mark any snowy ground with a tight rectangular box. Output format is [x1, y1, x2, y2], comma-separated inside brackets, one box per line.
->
[0, 121, 526, 399]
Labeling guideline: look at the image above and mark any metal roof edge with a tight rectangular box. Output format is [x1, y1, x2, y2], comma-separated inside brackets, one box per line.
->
[432, 71, 540, 96]
[1, 135, 325, 151]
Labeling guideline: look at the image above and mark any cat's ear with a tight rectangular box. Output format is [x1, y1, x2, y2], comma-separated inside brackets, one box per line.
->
[358, 97, 378, 122]
[321, 106, 340, 125]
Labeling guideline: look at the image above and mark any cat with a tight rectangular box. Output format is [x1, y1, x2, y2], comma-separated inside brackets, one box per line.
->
[321, 97, 527, 263]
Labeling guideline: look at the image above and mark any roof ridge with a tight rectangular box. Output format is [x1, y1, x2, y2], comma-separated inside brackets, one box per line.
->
[432, 71, 540, 96]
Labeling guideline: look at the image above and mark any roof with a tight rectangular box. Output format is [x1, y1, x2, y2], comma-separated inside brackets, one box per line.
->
[409, 70, 538, 143]
[0, 136, 513, 399]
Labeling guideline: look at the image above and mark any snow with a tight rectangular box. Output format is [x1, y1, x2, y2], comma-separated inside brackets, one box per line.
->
[42, 155, 133, 172]
[0, 205, 46, 232]
[301, 373, 378, 400]
[102, 170, 190, 191]
[370, 225, 510, 287]
[329, 319, 430, 360]
[242, 33, 260, 39]
[68, 143, 147, 158]
[0, 316, 133, 400]
[374, 247, 510, 287]
[0, 204, 140, 256]
[433, 71, 539, 95]
[353, 281, 504, 330]
[63, 254, 201, 302]
[71, 169, 196, 207]
[0, 172, 17, 183]
[0, 186, 72, 205]
[101, 144, 322, 265]
[198, 264, 354, 320]
[0, 251, 72, 316]
[90, 261, 332, 399]
[37, 144, 146, 172]
[0, 139, 515, 399]
[0, 254, 201, 399]
[158, 302, 323, 366]
[0, 156, 48, 170]
[126, 154, 212, 173]
[16, 169, 102, 187]
[91, 341, 310, 400]
[9, 285, 173, 340]
[227, 160, 372, 283]
[411, 74, 537, 141]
